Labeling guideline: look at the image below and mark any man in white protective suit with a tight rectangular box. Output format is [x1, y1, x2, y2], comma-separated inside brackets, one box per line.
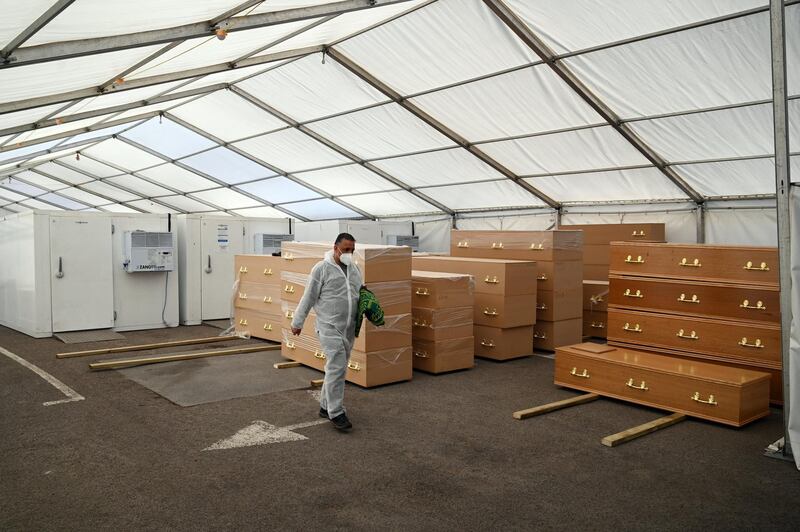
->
[290, 233, 361, 432]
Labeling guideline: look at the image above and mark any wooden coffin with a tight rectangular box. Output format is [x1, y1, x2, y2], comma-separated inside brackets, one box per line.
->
[608, 275, 780, 324]
[234, 308, 282, 342]
[609, 242, 778, 287]
[411, 270, 474, 309]
[583, 263, 610, 281]
[411, 256, 537, 296]
[561, 223, 665, 244]
[555, 343, 770, 427]
[473, 293, 537, 328]
[280, 273, 411, 315]
[535, 259, 583, 292]
[533, 318, 582, 352]
[583, 280, 609, 312]
[234, 281, 282, 316]
[473, 325, 533, 360]
[450, 230, 583, 262]
[234, 254, 283, 284]
[582, 244, 611, 265]
[536, 288, 582, 322]
[281, 242, 412, 282]
[412, 336, 474, 374]
[412, 307, 473, 341]
[606, 308, 781, 368]
[583, 311, 607, 339]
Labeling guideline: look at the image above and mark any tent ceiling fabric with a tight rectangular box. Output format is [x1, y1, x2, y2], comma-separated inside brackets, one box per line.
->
[0, 0, 796, 218]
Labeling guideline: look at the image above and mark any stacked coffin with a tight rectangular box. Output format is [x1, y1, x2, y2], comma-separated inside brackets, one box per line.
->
[448, 230, 583, 351]
[233, 254, 284, 342]
[411, 256, 537, 360]
[279, 242, 413, 388]
[605, 241, 782, 404]
[411, 271, 475, 373]
[561, 223, 666, 281]
[582, 280, 609, 339]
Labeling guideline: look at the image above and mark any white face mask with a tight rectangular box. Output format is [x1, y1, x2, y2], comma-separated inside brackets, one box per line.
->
[339, 252, 353, 266]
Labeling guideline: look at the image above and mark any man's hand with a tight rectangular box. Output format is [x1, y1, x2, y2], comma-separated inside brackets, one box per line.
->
[291, 327, 302, 336]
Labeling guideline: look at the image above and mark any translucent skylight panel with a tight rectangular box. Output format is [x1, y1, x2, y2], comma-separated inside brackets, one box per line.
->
[191, 188, 262, 210]
[138, 163, 219, 192]
[336, 0, 538, 94]
[106, 175, 174, 197]
[121, 117, 217, 159]
[167, 62, 289, 93]
[526, 168, 685, 202]
[0, 103, 64, 131]
[0, 0, 54, 49]
[1, 177, 46, 196]
[126, 199, 177, 214]
[233, 129, 349, 172]
[370, 148, 504, 187]
[230, 205, 294, 218]
[306, 104, 455, 160]
[478, 126, 650, 175]
[237, 53, 388, 122]
[57, 157, 124, 179]
[0, 140, 61, 163]
[180, 147, 277, 184]
[0, 189, 29, 202]
[236, 177, 321, 204]
[282, 198, 362, 220]
[419, 180, 544, 210]
[60, 122, 142, 146]
[80, 181, 140, 202]
[56, 187, 113, 206]
[159, 195, 217, 212]
[38, 193, 89, 210]
[22, 199, 63, 210]
[58, 81, 186, 116]
[13, 170, 68, 191]
[673, 159, 777, 197]
[342, 190, 442, 216]
[83, 139, 166, 171]
[293, 164, 396, 195]
[99, 203, 140, 214]
[169, 91, 288, 142]
[110, 96, 198, 122]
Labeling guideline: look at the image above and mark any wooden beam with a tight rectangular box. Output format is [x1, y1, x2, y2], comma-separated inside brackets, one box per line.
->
[57, 335, 237, 358]
[512, 393, 599, 420]
[88, 344, 277, 370]
[274, 361, 302, 369]
[601, 413, 687, 447]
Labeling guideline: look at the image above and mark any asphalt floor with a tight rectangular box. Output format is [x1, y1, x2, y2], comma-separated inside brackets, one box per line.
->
[2, 324, 799, 531]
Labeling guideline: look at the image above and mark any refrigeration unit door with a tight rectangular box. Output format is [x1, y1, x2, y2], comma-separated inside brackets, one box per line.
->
[201, 220, 244, 320]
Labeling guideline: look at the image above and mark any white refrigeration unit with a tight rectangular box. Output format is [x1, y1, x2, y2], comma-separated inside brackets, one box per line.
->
[0, 210, 179, 338]
[294, 220, 414, 245]
[176, 214, 293, 325]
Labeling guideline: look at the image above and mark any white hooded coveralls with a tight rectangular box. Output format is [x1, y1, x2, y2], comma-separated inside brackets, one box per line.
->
[291, 250, 362, 418]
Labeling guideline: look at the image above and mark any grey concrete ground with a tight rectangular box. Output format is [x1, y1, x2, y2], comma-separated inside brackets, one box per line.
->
[1, 324, 799, 531]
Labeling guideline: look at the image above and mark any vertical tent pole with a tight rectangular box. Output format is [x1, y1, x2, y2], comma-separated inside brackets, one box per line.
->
[769, 0, 793, 460]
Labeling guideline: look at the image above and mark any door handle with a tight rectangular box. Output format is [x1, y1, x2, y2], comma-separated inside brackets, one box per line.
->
[55, 256, 64, 278]
[205, 255, 212, 273]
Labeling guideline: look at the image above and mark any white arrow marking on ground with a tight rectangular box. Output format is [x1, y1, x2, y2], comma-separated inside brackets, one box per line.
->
[203, 419, 328, 451]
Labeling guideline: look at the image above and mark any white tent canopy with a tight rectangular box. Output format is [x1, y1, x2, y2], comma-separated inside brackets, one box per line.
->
[0, 0, 796, 221]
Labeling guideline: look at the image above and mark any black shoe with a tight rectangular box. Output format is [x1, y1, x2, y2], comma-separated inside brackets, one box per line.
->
[330, 413, 352, 432]
[319, 407, 328, 419]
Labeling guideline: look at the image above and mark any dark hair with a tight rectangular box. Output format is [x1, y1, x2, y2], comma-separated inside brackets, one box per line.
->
[335, 232, 356, 245]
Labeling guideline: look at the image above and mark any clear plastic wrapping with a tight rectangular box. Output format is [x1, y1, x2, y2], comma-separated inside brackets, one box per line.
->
[412, 270, 475, 293]
[412, 336, 474, 359]
[234, 281, 282, 312]
[412, 306, 473, 329]
[281, 241, 411, 282]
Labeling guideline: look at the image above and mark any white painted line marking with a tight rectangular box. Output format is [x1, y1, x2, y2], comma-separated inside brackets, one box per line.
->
[0, 345, 85, 406]
[204, 419, 328, 451]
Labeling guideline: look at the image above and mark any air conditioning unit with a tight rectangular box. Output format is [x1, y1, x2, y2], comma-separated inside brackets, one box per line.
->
[386, 234, 419, 251]
[254, 233, 294, 255]
[123, 231, 175, 272]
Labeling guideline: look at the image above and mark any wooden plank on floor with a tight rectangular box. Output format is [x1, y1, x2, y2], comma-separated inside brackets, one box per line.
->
[274, 361, 302, 369]
[57, 336, 237, 359]
[601, 412, 687, 448]
[88, 345, 279, 371]
[512, 393, 599, 420]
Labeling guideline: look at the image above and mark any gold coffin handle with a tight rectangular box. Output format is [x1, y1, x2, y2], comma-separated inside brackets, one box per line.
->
[283, 253, 294, 261]
[570, 367, 590, 378]
[480, 339, 495, 347]
[591, 322, 605, 329]
[415, 288, 430, 296]
[740, 299, 766, 310]
[238, 318, 248, 326]
[413, 351, 429, 358]
[739, 337, 764, 348]
[457, 241, 469, 248]
[743, 261, 770, 271]
[285, 341, 296, 349]
[314, 350, 326, 360]
[347, 362, 361, 371]
[626, 378, 648, 391]
[263, 323, 272, 331]
[239, 266, 248, 273]
[483, 308, 499, 316]
[413, 318, 428, 327]
[678, 257, 702, 268]
[285, 310, 294, 319]
[536, 304, 548, 310]
[677, 293, 700, 304]
[676, 329, 699, 340]
[484, 275, 500, 284]
[623, 322, 642, 333]
[624, 255, 645, 264]
[534, 331, 547, 339]
[590, 295, 604, 304]
[263, 296, 272, 304]
[530, 243, 544, 250]
[491, 242, 504, 249]
[263, 268, 272, 275]
[284, 284, 295, 293]
[623, 288, 643, 298]
[631, 230, 646, 237]
[537, 274, 548, 281]
[691, 392, 717, 406]
[238, 293, 248, 300]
